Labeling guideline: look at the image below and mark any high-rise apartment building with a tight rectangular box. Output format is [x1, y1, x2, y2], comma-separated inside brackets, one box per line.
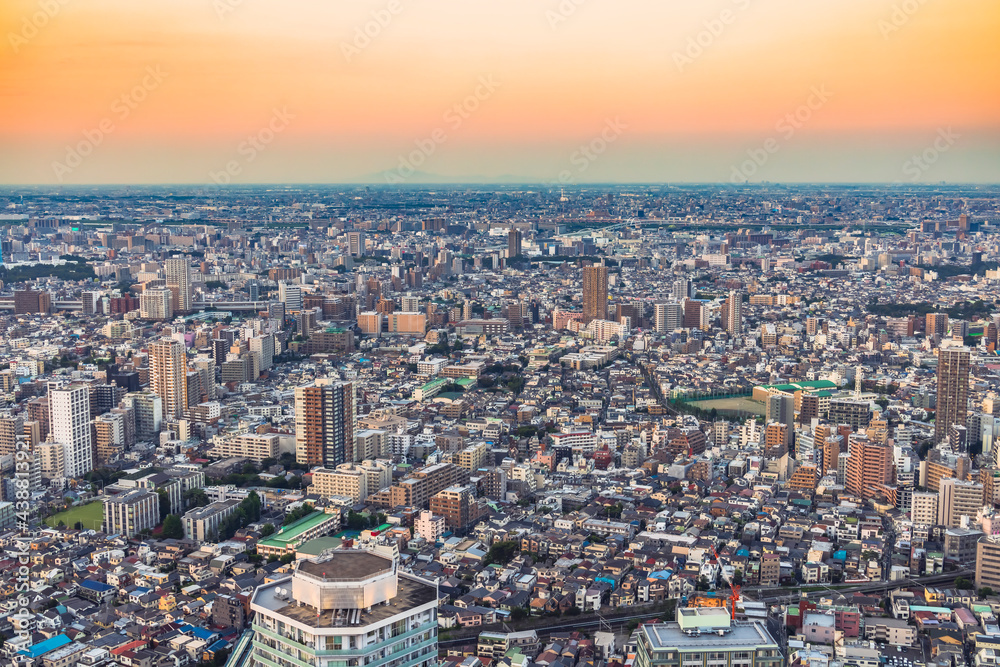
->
[911, 491, 938, 526]
[845, 435, 893, 498]
[48, 382, 93, 479]
[766, 393, 795, 450]
[103, 489, 158, 537]
[582, 264, 608, 324]
[150, 339, 187, 421]
[164, 257, 192, 313]
[723, 290, 743, 336]
[508, 228, 522, 258]
[936, 346, 971, 444]
[140, 288, 173, 320]
[927, 312, 949, 338]
[429, 484, 486, 533]
[653, 301, 683, 333]
[14, 289, 51, 314]
[671, 277, 691, 301]
[938, 478, 984, 528]
[247, 551, 438, 667]
[977, 536, 1000, 590]
[295, 381, 356, 467]
[0, 415, 24, 457]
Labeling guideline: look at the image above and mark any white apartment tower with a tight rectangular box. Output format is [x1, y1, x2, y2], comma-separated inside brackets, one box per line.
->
[48, 382, 93, 479]
[165, 257, 192, 312]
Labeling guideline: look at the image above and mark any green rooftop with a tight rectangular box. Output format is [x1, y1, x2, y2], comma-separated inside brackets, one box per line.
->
[296, 536, 343, 556]
[258, 511, 335, 550]
[421, 378, 447, 391]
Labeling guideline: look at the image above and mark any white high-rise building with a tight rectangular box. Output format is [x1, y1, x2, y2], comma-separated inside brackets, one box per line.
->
[248, 551, 438, 667]
[249, 335, 274, 372]
[279, 281, 303, 312]
[653, 300, 683, 333]
[165, 257, 192, 312]
[140, 288, 173, 320]
[48, 382, 93, 478]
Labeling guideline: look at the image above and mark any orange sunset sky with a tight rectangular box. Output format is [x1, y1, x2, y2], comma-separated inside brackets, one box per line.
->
[1, 0, 999, 184]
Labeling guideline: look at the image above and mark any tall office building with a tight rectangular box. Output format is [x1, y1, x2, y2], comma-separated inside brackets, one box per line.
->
[278, 281, 303, 312]
[723, 290, 743, 336]
[150, 338, 187, 421]
[48, 382, 93, 479]
[582, 264, 608, 324]
[295, 381, 356, 467]
[246, 551, 438, 667]
[766, 393, 795, 450]
[508, 228, 522, 258]
[936, 346, 971, 445]
[164, 257, 192, 312]
[348, 231, 366, 257]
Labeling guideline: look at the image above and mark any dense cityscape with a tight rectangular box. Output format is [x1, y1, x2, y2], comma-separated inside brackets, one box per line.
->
[0, 183, 997, 667]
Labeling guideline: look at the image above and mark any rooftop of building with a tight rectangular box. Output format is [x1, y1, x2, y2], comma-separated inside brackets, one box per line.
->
[254, 570, 436, 628]
[256, 510, 336, 549]
[642, 618, 779, 651]
[296, 550, 392, 582]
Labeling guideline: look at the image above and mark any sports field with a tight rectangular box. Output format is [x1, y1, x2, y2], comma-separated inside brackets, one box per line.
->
[45, 501, 104, 530]
[687, 396, 765, 416]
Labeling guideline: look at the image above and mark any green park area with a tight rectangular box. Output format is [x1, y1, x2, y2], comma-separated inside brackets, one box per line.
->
[45, 501, 104, 530]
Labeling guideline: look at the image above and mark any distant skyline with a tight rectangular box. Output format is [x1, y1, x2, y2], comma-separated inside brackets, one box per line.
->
[2, 0, 999, 185]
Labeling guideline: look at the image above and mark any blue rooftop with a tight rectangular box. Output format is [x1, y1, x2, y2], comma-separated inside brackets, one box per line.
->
[81, 579, 114, 592]
[19, 634, 71, 658]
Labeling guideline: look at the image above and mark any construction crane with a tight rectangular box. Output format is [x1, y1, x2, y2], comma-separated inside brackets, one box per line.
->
[712, 546, 741, 620]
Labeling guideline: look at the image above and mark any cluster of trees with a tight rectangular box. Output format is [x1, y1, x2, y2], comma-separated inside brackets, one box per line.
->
[163, 491, 262, 541]
[209, 491, 262, 541]
[484, 540, 520, 566]
[0, 261, 96, 282]
[346, 510, 388, 530]
[867, 299, 997, 320]
[283, 503, 315, 526]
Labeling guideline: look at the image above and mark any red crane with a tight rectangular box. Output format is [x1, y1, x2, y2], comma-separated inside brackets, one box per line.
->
[712, 546, 741, 619]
